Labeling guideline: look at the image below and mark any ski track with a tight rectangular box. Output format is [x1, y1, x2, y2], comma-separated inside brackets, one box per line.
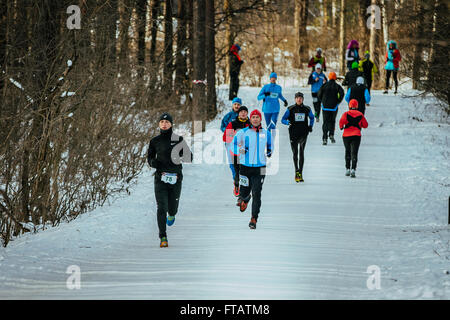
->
[0, 86, 449, 299]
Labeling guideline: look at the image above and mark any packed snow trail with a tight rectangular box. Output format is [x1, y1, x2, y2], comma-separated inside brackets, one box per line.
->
[0, 86, 449, 299]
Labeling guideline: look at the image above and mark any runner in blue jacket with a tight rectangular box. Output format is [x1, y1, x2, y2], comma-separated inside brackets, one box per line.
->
[310, 63, 327, 122]
[232, 109, 272, 230]
[257, 72, 288, 131]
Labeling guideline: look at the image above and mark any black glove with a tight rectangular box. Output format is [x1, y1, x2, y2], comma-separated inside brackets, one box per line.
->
[308, 126, 313, 132]
[284, 100, 288, 107]
[264, 91, 270, 96]
[266, 150, 272, 158]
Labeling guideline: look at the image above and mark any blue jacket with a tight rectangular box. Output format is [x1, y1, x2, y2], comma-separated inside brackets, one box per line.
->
[310, 72, 327, 93]
[345, 87, 371, 104]
[257, 83, 287, 114]
[232, 125, 272, 167]
[220, 110, 238, 132]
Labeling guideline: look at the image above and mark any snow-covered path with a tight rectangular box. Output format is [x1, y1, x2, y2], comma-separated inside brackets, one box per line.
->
[0, 87, 449, 299]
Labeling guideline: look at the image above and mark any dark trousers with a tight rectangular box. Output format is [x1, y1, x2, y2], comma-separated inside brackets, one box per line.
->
[233, 155, 240, 187]
[311, 92, 321, 118]
[322, 110, 337, 140]
[154, 174, 182, 239]
[385, 70, 398, 90]
[343, 136, 362, 170]
[366, 78, 372, 94]
[239, 165, 266, 220]
[229, 73, 240, 100]
[290, 135, 308, 173]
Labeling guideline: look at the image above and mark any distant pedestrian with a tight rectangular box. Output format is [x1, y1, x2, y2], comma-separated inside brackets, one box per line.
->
[384, 40, 401, 94]
[309, 63, 327, 122]
[346, 40, 360, 70]
[345, 76, 371, 115]
[229, 44, 244, 100]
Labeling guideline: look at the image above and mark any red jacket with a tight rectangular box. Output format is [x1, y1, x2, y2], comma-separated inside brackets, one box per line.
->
[385, 49, 401, 69]
[223, 118, 250, 143]
[339, 110, 368, 137]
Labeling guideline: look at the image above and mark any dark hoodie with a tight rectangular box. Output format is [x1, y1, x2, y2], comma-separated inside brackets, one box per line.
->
[147, 127, 193, 175]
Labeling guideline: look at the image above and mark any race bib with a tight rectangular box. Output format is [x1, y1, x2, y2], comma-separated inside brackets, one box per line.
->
[270, 92, 278, 98]
[161, 172, 177, 185]
[295, 113, 305, 121]
[239, 175, 249, 187]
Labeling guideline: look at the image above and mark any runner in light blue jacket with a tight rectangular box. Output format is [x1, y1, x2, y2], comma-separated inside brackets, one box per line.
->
[257, 72, 288, 130]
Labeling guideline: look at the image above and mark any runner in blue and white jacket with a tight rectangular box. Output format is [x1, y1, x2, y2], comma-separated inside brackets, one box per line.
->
[232, 109, 272, 230]
[257, 72, 288, 131]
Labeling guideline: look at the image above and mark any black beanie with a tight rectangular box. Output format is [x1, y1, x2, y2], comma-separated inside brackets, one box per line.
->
[238, 106, 248, 113]
[159, 112, 173, 124]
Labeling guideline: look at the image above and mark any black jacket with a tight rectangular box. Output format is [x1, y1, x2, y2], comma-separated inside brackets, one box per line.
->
[284, 104, 314, 138]
[343, 69, 365, 87]
[147, 128, 193, 175]
[348, 84, 368, 114]
[229, 52, 243, 76]
[317, 80, 344, 109]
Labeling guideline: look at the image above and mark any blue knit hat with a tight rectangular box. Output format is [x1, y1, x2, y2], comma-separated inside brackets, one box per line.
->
[232, 97, 242, 105]
[270, 72, 277, 79]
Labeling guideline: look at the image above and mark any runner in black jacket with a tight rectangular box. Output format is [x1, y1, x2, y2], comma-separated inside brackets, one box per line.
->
[147, 113, 193, 248]
[281, 92, 315, 182]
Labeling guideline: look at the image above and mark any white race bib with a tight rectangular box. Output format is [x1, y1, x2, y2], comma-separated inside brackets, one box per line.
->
[270, 92, 278, 98]
[161, 172, 177, 185]
[239, 175, 249, 187]
[295, 113, 305, 121]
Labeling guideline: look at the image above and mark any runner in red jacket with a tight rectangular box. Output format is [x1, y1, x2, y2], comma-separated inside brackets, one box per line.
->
[339, 99, 368, 178]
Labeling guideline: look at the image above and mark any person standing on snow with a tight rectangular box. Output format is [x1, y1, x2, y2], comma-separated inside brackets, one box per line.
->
[147, 113, 193, 248]
[345, 40, 360, 70]
[317, 72, 344, 145]
[308, 48, 327, 72]
[281, 92, 315, 183]
[232, 109, 272, 230]
[221, 97, 242, 181]
[223, 105, 250, 197]
[345, 76, 371, 115]
[257, 72, 288, 131]
[309, 63, 328, 122]
[384, 40, 401, 94]
[358, 50, 378, 94]
[343, 61, 365, 89]
[229, 44, 244, 100]
[339, 99, 368, 178]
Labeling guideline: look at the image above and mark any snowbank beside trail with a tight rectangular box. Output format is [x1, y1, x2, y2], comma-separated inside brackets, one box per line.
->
[0, 86, 448, 300]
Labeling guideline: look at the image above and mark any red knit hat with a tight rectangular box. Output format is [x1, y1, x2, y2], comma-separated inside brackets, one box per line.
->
[349, 99, 359, 109]
[250, 109, 262, 119]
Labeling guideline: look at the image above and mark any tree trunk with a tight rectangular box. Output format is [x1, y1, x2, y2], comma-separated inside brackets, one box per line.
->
[192, 0, 206, 132]
[205, 0, 216, 120]
[412, 0, 424, 90]
[323, 0, 328, 29]
[175, 0, 188, 94]
[149, 0, 160, 65]
[136, 0, 147, 70]
[339, 0, 346, 76]
[163, 0, 174, 94]
[331, 0, 337, 29]
[224, 0, 233, 85]
[294, 0, 308, 68]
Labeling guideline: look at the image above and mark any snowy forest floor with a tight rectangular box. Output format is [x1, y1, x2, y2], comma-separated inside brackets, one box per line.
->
[0, 85, 449, 299]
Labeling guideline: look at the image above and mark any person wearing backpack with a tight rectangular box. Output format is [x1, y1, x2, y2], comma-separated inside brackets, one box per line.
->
[339, 99, 368, 178]
[309, 63, 327, 122]
[317, 72, 344, 145]
[384, 40, 402, 94]
[358, 50, 378, 94]
[345, 76, 371, 115]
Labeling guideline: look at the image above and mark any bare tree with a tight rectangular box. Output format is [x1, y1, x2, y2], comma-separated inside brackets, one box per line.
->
[294, 0, 308, 68]
[205, 0, 217, 119]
